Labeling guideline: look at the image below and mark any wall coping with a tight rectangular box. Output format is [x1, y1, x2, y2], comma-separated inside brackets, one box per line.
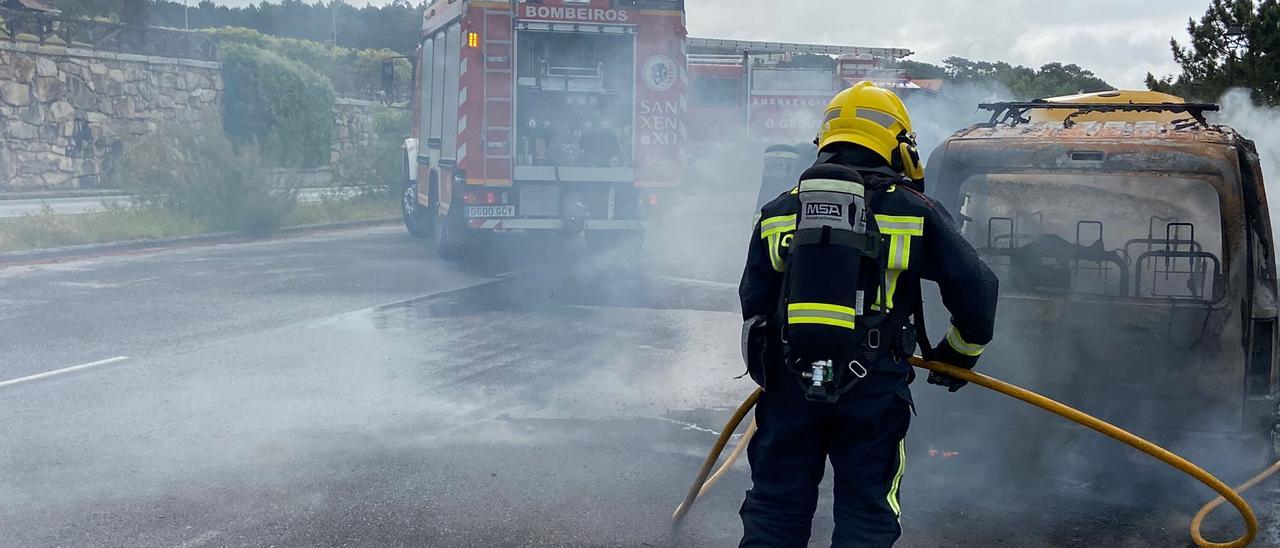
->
[0, 40, 221, 69]
[335, 97, 377, 107]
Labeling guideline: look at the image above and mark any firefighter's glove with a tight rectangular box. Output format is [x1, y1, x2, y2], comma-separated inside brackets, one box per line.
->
[925, 342, 978, 393]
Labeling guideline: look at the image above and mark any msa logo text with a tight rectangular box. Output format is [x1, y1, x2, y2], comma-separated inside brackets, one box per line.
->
[805, 203, 843, 217]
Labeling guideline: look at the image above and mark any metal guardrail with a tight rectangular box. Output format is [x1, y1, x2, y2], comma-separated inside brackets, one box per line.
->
[687, 37, 913, 60]
[0, 7, 218, 61]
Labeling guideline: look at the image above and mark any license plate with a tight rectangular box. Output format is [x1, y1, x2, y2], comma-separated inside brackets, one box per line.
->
[466, 205, 515, 218]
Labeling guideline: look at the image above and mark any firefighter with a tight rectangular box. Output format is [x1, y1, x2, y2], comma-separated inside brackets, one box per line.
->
[737, 81, 999, 547]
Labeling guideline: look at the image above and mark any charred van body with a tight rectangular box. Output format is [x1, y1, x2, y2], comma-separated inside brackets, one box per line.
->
[917, 91, 1278, 484]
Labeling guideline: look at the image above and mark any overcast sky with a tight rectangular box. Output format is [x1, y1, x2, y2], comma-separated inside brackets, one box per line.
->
[687, 0, 1204, 88]
[213, 0, 1206, 88]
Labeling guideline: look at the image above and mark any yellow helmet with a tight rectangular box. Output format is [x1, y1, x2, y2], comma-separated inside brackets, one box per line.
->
[818, 81, 924, 182]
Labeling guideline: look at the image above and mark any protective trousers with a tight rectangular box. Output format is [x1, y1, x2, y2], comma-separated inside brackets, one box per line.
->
[739, 363, 912, 548]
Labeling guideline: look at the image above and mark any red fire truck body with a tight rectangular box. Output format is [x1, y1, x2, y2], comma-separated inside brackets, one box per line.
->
[685, 40, 915, 150]
[403, 0, 686, 253]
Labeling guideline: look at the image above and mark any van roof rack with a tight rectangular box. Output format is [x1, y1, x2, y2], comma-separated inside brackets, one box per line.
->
[977, 101, 1220, 127]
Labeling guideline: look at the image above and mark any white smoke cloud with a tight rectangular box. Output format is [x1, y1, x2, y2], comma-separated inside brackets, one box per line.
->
[904, 83, 1014, 166]
[1211, 89, 1280, 232]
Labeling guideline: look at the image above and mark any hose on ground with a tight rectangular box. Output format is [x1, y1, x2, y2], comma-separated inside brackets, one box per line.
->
[674, 356, 1278, 548]
[671, 388, 760, 523]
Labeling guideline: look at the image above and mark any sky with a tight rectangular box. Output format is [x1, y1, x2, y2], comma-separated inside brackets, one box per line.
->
[211, 0, 1208, 88]
[685, 0, 1205, 88]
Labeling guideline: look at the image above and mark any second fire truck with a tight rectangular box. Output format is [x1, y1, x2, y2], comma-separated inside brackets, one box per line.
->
[399, 0, 912, 257]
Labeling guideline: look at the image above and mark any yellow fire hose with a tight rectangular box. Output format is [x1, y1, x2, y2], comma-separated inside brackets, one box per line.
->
[673, 356, 1280, 548]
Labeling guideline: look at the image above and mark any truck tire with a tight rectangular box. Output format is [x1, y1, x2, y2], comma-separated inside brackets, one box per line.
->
[403, 182, 435, 238]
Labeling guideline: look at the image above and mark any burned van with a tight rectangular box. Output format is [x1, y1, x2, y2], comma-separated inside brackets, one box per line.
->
[920, 91, 1278, 475]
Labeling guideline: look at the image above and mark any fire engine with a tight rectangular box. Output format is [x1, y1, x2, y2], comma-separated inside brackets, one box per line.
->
[401, 0, 687, 256]
[685, 39, 918, 150]
[398, 0, 915, 257]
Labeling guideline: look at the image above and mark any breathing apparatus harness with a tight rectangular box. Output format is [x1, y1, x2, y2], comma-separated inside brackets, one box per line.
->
[773, 165, 915, 402]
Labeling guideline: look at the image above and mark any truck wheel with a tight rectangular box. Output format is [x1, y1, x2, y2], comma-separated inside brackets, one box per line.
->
[435, 204, 467, 259]
[402, 182, 435, 238]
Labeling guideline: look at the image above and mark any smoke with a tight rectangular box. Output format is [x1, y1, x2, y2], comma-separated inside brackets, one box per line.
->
[1212, 88, 1280, 235]
[903, 82, 1014, 164]
[895, 86, 1280, 536]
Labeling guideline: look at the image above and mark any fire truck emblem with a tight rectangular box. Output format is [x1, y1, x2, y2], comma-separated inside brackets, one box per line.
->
[643, 55, 677, 92]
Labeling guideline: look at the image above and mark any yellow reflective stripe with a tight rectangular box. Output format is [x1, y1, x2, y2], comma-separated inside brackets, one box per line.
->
[945, 325, 986, 357]
[887, 439, 906, 516]
[874, 214, 924, 236]
[760, 214, 797, 239]
[873, 232, 912, 310]
[788, 316, 857, 329]
[799, 178, 865, 196]
[788, 302, 857, 315]
[788, 302, 858, 329]
[886, 234, 910, 270]
[877, 268, 904, 309]
[789, 186, 799, 195]
[767, 233, 785, 272]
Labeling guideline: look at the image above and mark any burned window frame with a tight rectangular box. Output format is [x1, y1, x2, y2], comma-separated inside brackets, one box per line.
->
[952, 170, 1229, 302]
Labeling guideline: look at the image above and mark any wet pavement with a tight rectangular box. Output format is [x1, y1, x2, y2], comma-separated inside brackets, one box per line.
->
[1, 192, 1277, 547]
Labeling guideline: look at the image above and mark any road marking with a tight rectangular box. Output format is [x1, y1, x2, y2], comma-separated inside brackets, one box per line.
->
[653, 416, 722, 436]
[374, 275, 516, 310]
[174, 530, 221, 548]
[0, 356, 129, 389]
[653, 274, 738, 289]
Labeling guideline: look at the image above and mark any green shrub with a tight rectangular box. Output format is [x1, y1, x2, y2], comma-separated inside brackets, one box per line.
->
[116, 120, 298, 236]
[335, 104, 410, 194]
[209, 27, 411, 101]
[221, 42, 335, 168]
[0, 204, 209, 253]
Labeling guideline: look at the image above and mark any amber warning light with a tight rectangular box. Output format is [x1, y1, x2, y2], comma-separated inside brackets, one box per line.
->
[467, 32, 480, 48]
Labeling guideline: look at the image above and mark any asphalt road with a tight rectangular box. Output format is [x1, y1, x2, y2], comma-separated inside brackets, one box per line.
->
[1, 192, 1277, 547]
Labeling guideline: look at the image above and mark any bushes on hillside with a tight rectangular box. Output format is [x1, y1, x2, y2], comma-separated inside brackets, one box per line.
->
[210, 27, 412, 101]
[336, 104, 410, 192]
[117, 120, 298, 236]
[221, 42, 335, 168]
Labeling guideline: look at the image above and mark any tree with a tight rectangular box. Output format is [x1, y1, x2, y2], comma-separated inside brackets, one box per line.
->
[120, 0, 149, 26]
[1148, 0, 1280, 104]
[940, 57, 1111, 99]
[896, 60, 948, 80]
[51, 0, 427, 55]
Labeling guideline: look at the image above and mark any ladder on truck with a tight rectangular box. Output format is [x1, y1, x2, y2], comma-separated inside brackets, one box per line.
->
[687, 37, 913, 60]
[480, 3, 514, 185]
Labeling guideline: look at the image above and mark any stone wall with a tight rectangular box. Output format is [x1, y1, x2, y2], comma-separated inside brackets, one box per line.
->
[331, 97, 377, 166]
[0, 41, 222, 190]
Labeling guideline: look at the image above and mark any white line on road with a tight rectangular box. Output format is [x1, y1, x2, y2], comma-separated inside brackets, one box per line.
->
[374, 275, 516, 310]
[653, 274, 739, 289]
[0, 356, 129, 389]
[173, 530, 221, 548]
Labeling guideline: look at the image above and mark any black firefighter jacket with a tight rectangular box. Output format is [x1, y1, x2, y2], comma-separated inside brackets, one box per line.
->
[739, 172, 1000, 391]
